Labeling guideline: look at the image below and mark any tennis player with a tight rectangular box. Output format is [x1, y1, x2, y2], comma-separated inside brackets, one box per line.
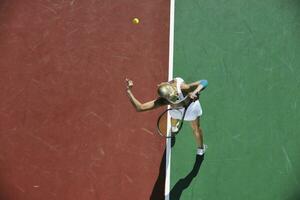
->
[125, 77, 208, 155]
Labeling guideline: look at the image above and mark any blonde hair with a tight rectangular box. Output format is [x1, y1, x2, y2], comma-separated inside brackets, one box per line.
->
[157, 83, 178, 103]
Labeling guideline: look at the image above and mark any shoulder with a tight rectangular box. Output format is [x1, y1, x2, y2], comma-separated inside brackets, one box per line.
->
[174, 77, 185, 88]
[174, 77, 184, 84]
[174, 77, 190, 90]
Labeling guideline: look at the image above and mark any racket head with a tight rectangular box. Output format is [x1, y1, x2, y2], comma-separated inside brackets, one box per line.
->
[157, 108, 184, 138]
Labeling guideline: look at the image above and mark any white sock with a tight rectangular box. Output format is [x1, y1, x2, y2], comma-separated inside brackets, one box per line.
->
[196, 144, 208, 155]
[197, 148, 204, 155]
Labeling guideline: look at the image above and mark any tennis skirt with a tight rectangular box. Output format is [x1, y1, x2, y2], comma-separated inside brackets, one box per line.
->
[169, 100, 203, 121]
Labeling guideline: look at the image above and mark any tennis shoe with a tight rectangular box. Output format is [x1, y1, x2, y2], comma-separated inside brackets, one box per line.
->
[171, 126, 179, 133]
[171, 121, 180, 133]
[196, 144, 208, 156]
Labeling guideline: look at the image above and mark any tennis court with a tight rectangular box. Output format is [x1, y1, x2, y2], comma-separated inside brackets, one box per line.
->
[0, 0, 299, 200]
[169, 0, 300, 199]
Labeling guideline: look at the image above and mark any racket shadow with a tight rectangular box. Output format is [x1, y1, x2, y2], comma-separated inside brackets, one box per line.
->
[170, 155, 205, 200]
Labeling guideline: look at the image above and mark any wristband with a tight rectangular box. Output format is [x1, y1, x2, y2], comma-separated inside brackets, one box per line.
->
[199, 80, 208, 88]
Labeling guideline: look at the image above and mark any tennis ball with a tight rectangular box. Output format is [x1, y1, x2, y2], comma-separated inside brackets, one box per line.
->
[132, 18, 140, 24]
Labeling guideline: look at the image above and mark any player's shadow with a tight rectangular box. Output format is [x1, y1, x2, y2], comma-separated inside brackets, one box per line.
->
[150, 137, 176, 200]
[170, 154, 204, 200]
[150, 148, 166, 200]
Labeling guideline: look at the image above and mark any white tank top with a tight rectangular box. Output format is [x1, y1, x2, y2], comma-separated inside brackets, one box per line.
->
[175, 77, 185, 100]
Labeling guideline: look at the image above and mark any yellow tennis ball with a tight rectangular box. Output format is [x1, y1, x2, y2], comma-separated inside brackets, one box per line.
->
[132, 18, 140, 24]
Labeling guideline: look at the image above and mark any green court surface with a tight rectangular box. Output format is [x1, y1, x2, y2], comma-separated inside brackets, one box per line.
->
[170, 0, 300, 199]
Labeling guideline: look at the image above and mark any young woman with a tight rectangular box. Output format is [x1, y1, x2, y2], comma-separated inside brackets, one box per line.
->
[125, 77, 208, 155]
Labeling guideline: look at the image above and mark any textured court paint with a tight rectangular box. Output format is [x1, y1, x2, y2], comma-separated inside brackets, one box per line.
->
[0, 0, 170, 199]
[171, 0, 300, 199]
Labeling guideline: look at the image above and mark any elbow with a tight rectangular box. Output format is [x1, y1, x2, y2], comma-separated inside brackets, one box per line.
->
[136, 107, 143, 112]
[135, 105, 144, 112]
[136, 104, 150, 112]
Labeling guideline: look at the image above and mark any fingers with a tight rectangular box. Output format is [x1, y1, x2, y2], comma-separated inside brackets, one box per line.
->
[125, 78, 132, 83]
[125, 78, 133, 89]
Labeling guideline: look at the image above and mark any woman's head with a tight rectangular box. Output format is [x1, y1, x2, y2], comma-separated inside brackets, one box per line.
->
[157, 82, 178, 103]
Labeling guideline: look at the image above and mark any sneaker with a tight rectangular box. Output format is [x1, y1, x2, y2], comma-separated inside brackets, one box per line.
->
[196, 144, 208, 155]
[171, 121, 180, 133]
[171, 126, 179, 133]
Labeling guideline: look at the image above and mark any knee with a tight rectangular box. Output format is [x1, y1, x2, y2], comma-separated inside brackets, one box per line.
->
[192, 126, 202, 134]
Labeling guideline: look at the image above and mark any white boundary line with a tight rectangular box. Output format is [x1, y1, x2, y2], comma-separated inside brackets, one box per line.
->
[165, 0, 175, 199]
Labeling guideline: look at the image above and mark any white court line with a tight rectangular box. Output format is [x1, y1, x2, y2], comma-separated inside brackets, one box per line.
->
[165, 0, 175, 199]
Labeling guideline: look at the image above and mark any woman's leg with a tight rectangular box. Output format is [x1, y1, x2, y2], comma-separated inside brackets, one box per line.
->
[171, 118, 179, 132]
[171, 118, 179, 127]
[190, 117, 203, 149]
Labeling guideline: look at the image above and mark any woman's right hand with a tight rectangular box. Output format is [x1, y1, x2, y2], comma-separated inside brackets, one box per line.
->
[188, 92, 198, 100]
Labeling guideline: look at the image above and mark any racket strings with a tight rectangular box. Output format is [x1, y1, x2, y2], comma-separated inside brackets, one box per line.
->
[157, 109, 184, 137]
[157, 111, 169, 137]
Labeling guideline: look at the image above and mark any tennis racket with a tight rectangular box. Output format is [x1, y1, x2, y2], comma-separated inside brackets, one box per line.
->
[157, 95, 196, 138]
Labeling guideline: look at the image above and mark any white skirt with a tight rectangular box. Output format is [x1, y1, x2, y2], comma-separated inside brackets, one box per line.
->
[169, 100, 202, 121]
